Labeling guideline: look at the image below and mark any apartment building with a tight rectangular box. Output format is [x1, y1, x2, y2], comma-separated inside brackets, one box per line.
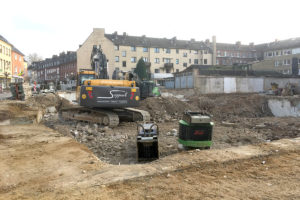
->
[252, 38, 300, 75]
[214, 41, 257, 65]
[77, 28, 213, 77]
[0, 35, 12, 88]
[12, 46, 25, 81]
[31, 51, 77, 83]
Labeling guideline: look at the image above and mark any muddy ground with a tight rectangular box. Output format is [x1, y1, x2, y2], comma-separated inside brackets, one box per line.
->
[42, 93, 300, 164]
[0, 92, 300, 199]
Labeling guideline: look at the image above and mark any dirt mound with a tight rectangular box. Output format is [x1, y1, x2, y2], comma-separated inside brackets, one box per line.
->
[26, 93, 62, 109]
[139, 97, 197, 122]
[194, 94, 272, 121]
[140, 94, 272, 122]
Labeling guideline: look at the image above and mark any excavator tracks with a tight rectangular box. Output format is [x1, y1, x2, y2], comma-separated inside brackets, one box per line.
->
[60, 106, 150, 127]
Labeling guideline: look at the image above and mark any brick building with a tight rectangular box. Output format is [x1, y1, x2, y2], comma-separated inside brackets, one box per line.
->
[30, 51, 77, 83]
[213, 41, 257, 65]
[11, 46, 25, 81]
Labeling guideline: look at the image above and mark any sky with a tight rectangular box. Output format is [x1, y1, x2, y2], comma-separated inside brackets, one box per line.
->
[1, 0, 300, 59]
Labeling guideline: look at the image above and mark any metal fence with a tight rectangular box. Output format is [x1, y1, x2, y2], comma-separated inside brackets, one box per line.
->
[165, 72, 193, 89]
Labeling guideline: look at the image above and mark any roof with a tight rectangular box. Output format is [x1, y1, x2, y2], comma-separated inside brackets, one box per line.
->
[152, 73, 174, 79]
[0, 35, 11, 45]
[104, 34, 211, 51]
[12, 46, 25, 56]
[255, 37, 300, 51]
[215, 43, 256, 51]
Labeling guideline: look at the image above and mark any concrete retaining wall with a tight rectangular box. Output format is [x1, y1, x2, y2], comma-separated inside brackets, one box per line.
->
[268, 99, 300, 117]
[193, 76, 300, 94]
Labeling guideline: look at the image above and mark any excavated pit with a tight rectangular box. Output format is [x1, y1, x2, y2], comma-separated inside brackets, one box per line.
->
[1, 92, 299, 165]
[41, 92, 300, 165]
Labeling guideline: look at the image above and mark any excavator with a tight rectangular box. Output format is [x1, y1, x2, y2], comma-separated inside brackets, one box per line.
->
[61, 45, 150, 127]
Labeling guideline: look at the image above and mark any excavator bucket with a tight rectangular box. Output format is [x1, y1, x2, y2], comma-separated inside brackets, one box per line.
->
[137, 123, 159, 161]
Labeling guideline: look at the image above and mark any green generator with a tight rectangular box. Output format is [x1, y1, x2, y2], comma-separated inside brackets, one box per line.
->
[178, 112, 214, 148]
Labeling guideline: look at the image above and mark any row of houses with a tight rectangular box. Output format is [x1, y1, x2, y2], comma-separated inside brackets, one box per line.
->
[0, 35, 27, 88]
[29, 28, 300, 84]
[29, 51, 76, 83]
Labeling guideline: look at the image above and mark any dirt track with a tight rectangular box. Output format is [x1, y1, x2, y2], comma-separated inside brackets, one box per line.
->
[0, 124, 299, 199]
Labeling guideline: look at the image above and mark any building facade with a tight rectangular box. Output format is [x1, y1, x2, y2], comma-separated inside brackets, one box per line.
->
[30, 51, 77, 83]
[252, 38, 300, 75]
[77, 28, 213, 77]
[11, 46, 25, 81]
[0, 35, 12, 88]
[214, 41, 257, 66]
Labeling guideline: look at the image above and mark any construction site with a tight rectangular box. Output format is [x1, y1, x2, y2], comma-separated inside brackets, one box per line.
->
[0, 83, 300, 199]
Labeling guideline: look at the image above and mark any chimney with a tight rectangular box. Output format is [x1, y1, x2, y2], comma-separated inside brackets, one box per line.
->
[190, 38, 195, 42]
[123, 32, 127, 36]
[212, 36, 217, 66]
[236, 41, 241, 46]
[205, 39, 210, 44]
[249, 42, 254, 47]
[113, 31, 118, 35]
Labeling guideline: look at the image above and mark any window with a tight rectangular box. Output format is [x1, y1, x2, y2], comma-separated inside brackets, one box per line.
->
[194, 59, 198, 64]
[131, 46, 136, 51]
[163, 58, 171, 63]
[189, 59, 191, 64]
[275, 60, 282, 67]
[122, 61, 126, 67]
[217, 51, 221, 56]
[298, 59, 300, 64]
[131, 57, 137, 63]
[155, 69, 160, 73]
[143, 47, 148, 52]
[183, 63, 187, 67]
[0, 45, 2, 53]
[154, 58, 160, 63]
[176, 49, 179, 54]
[114, 45, 119, 51]
[19, 56, 22, 62]
[216, 59, 219, 65]
[15, 55, 17, 60]
[143, 57, 148, 62]
[122, 51, 126, 57]
[176, 69, 179, 73]
[166, 48, 171, 54]
[183, 52, 187, 57]
[283, 59, 291, 65]
[115, 56, 119, 62]
[204, 59, 208, 64]
[176, 59, 179, 64]
[154, 48, 160, 53]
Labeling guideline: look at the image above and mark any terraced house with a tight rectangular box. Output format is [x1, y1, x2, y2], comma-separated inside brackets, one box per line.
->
[0, 35, 12, 88]
[77, 28, 213, 77]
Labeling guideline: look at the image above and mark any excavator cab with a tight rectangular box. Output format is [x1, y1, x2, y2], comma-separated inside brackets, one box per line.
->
[76, 70, 96, 102]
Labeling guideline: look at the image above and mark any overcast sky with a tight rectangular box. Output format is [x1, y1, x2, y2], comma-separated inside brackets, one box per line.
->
[1, 0, 300, 59]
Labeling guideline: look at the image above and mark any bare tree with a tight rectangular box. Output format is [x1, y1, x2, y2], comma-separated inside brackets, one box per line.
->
[27, 53, 43, 65]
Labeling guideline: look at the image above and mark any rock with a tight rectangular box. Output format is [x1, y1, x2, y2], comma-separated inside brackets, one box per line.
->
[171, 129, 178, 136]
[255, 124, 266, 129]
[261, 160, 266, 165]
[82, 170, 86, 174]
[47, 106, 57, 113]
[87, 128, 93, 135]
